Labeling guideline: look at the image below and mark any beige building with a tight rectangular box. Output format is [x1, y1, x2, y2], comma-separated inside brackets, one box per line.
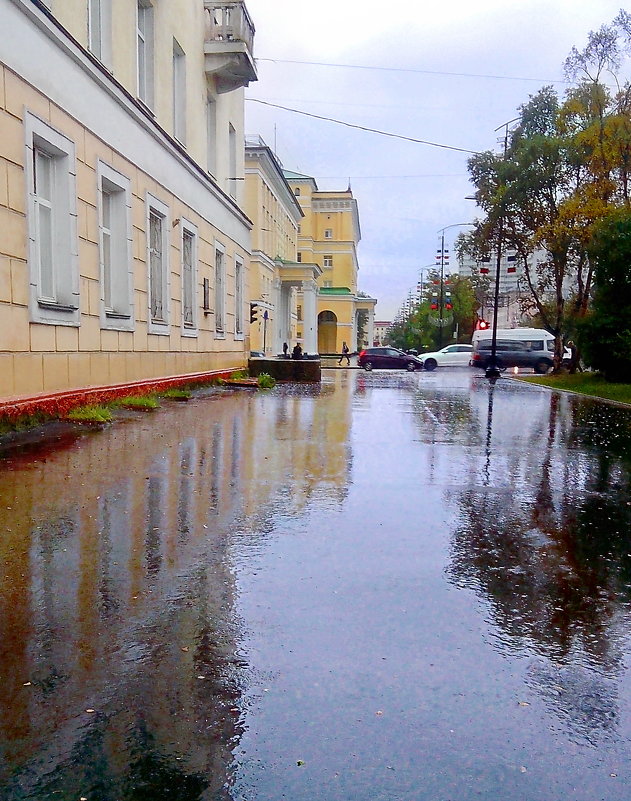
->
[244, 136, 319, 356]
[373, 321, 392, 346]
[283, 171, 376, 354]
[0, 0, 256, 402]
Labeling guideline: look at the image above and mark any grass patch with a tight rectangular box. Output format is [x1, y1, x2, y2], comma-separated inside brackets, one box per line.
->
[66, 404, 112, 423]
[230, 369, 248, 380]
[116, 394, 160, 410]
[0, 412, 53, 435]
[257, 372, 276, 389]
[159, 388, 192, 400]
[517, 372, 631, 405]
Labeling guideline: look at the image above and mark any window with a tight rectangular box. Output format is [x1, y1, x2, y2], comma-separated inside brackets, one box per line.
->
[294, 187, 300, 196]
[146, 194, 170, 333]
[137, 1, 154, 107]
[173, 39, 186, 144]
[25, 113, 79, 325]
[296, 252, 302, 263]
[323, 255, 333, 268]
[98, 162, 133, 329]
[180, 219, 198, 335]
[323, 280, 332, 288]
[324, 228, 333, 239]
[228, 123, 237, 198]
[297, 304, 302, 322]
[235, 256, 244, 337]
[206, 95, 217, 175]
[215, 242, 225, 335]
[88, 0, 111, 65]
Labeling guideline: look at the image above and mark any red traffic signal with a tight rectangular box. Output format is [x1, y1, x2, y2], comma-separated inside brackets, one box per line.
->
[477, 319, 489, 330]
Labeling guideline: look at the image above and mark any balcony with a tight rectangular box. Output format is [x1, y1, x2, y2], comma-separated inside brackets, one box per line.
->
[204, 1, 257, 93]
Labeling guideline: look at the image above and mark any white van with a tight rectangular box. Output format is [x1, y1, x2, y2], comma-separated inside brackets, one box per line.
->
[471, 328, 566, 373]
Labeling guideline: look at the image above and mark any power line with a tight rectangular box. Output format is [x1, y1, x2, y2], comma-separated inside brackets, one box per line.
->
[257, 57, 568, 85]
[246, 99, 480, 155]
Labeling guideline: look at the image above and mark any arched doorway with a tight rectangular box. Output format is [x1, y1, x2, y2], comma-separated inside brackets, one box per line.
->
[318, 310, 337, 353]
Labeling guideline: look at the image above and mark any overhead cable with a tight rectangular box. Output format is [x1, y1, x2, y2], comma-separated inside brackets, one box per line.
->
[246, 99, 480, 155]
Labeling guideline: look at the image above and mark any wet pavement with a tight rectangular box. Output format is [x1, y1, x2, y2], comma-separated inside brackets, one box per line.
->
[2, 369, 631, 800]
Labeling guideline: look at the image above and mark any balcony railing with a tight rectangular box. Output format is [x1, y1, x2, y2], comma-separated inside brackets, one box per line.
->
[204, 1, 257, 93]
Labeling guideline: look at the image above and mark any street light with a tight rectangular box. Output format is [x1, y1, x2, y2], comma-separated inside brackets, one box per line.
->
[484, 117, 518, 380]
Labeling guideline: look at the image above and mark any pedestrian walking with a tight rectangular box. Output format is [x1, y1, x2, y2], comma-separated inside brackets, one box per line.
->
[283, 342, 288, 357]
[338, 341, 350, 366]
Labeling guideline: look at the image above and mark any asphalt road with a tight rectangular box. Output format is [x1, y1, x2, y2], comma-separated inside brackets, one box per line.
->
[1, 368, 631, 800]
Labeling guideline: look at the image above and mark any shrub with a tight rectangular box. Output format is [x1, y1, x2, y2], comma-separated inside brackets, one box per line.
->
[257, 373, 276, 389]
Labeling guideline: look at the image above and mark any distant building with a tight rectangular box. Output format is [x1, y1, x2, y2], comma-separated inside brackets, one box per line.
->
[0, 0, 256, 401]
[244, 137, 310, 355]
[283, 172, 376, 352]
[458, 249, 532, 329]
[373, 321, 392, 345]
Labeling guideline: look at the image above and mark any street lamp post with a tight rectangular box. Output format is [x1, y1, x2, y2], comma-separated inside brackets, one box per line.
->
[484, 117, 517, 380]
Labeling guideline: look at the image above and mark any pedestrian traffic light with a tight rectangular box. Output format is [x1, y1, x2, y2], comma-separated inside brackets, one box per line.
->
[250, 302, 259, 324]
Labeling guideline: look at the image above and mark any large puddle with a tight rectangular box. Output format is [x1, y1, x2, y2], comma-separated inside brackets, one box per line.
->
[2, 371, 631, 800]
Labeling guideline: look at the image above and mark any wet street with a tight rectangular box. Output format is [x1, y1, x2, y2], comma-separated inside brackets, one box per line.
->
[2, 368, 631, 800]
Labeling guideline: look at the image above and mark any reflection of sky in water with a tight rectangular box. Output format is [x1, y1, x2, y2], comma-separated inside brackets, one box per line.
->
[2, 372, 631, 799]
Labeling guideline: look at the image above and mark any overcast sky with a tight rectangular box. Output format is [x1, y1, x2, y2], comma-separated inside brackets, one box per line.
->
[244, 0, 628, 320]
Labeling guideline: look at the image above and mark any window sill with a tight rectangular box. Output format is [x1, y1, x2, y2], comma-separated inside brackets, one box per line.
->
[38, 299, 78, 313]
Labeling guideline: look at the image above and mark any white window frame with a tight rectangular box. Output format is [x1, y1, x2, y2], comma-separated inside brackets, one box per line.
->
[146, 194, 170, 335]
[98, 161, 133, 330]
[25, 112, 79, 326]
[234, 255, 244, 339]
[180, 218, 198, 336]
[323, 254, 333, 268]
[173, 38, 186, 144]
[214, 241, 225, 337]
[324, 228, 333, 239]
[136, 0, 154, 108]
[88, 0, 112, 66]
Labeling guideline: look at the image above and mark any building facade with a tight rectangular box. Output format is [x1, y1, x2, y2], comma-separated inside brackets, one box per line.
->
[244, 137, 321, 356]
[283, 171, 376, 354]
[373, 321, 391, 346]
[0, 0, 256, 401]
[458, 249, 531, 329]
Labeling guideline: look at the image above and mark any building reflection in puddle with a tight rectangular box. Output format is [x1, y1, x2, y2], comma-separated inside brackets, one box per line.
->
[0, 377, 353, 799]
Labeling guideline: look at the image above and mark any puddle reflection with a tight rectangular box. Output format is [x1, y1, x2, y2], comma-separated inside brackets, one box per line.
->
[0, 379, 353, 799]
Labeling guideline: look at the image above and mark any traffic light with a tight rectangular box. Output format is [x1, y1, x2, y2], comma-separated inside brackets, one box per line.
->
[250, 302, 259, 324]
[445, 290, 453, 310]
[477, 319, 489, 330]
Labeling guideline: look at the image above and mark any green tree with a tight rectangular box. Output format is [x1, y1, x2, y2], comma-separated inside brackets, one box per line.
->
[577, 209, 631, 381]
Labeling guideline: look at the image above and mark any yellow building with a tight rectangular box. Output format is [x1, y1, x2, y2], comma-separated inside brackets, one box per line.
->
[244, 136, 319, 356]
[283, 172, 376, 354]
[0, 0, 256, 401]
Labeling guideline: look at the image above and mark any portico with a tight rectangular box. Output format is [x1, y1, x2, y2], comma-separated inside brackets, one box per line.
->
[274, 261, 322, 355]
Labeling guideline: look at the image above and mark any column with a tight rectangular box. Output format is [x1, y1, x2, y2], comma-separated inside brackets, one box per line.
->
[366, 306, 375, 347]
[301, 280, 319, 355]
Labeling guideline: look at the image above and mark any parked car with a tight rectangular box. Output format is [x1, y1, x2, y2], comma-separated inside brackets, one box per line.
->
[420, 344, 473, 371]
[358, 347, 424, 371]
[470, 328, 570, 373]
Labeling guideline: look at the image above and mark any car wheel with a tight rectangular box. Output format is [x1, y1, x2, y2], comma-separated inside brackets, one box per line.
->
[534, 359, 552, 374]
[363, 361, 373, 371]
[406, 361, 416, 372]
[424, 359, 437, 371]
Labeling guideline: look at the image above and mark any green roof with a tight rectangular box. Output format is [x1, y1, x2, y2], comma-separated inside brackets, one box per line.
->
[320, 287, 351, 295]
